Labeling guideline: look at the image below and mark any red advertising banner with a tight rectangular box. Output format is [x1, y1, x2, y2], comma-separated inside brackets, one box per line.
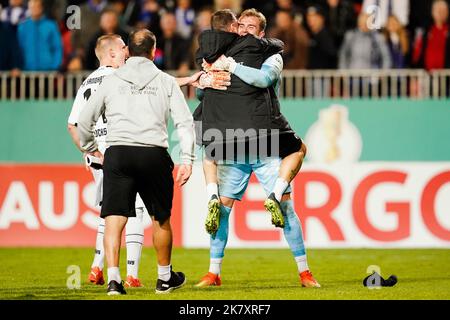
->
[1, 163, 450, 248]
[0, 165, 182, 247]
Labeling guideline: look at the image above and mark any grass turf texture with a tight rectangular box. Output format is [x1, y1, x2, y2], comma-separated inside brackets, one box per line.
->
[0, 248, 449, 300]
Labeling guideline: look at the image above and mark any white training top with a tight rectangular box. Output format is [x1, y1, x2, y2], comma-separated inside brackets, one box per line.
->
[68, 66, 115, 154]
[68, 66, 145, 209]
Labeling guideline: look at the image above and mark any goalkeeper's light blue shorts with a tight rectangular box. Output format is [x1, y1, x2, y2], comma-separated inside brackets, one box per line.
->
[217, 157, 292, 201]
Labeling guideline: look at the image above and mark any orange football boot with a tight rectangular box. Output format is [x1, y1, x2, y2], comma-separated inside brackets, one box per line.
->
[88, 266, 105, 285]
[300, 270, 321, 288]
[124, 275, 143, 288]
[195, 272, 222, 287]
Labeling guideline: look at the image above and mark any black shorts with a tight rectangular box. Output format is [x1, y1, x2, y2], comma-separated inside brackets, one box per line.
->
[278, 132, 303, 159]
[101, 145, 174, 223]
[204, 131, 302, 161]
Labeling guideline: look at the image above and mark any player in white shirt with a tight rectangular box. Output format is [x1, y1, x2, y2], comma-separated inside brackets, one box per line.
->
[68, 34, 203, 288]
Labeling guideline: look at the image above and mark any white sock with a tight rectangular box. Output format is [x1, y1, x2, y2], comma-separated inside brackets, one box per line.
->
[206, 183, 219, 199]
[273, 178, 289, 202]
[158, 264, 171, 281]
[107, 267, 121, 283]
[126, 208, 144, 278]
[209, 258, 223, 275]
[295, 255, 309, 273]
[91, 217, 105, 269]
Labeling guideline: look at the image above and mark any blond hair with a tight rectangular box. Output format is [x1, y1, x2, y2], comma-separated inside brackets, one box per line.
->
[239, 8, 267, 32]
[95, 34, 122, 60]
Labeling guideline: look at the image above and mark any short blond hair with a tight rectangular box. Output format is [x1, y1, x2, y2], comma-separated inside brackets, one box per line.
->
[95, 34, 122, 59]
[239, 8, 267, 32]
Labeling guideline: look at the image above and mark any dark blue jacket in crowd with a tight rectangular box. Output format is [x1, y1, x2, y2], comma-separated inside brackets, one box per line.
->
[0, 22, 22, 70]
[17, 16, 62, 71]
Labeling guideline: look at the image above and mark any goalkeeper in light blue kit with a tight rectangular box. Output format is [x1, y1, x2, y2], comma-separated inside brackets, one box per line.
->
[194, 9, 320, 288]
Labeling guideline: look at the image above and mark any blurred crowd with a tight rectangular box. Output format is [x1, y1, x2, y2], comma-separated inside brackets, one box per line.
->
[0, 0, 449, 75]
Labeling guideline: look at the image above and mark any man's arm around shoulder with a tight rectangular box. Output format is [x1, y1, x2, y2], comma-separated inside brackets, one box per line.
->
[211, 53, 283, 88]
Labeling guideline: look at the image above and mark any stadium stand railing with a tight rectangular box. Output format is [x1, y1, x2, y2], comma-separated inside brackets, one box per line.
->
[0, 69, 449, 101]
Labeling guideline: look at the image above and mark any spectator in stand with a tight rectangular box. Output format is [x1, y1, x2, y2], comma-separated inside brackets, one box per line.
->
[214, 0, 241, 14]
[276, 0, 304, 25]
[190, 0, 213, 11]
[0, 20, 21, 75]
[60, 19, 73, 72]
[136, 0, 163, 39]
[69, 0, 107, 71]
[17, 0, 62, 71]
[412, 0, 450, 70]
[109, 0, 141, 32]
[324, 0, 355, 49]
[408, 0, 450, 34]
[306, 5, 337, 69]
[268, 9, 309, 69]
[362, 0, 410, 28]
[84, 9, 129, 70]
[43, 0, 67, 21]
[189, 6, 213, 68]
[0, 0, 27, 29]
[261, 0, 304, 30]
[409, 0, 434, 33]
[383, 15, 409, 68]
[339, 13, 391, 69]
[156, 12, 190, 74]
[175, 0, 196, 40]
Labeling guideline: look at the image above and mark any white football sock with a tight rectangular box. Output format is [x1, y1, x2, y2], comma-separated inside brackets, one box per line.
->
[273, 178, 289, 202]
[158, 264, 171, 281]
[91, 217, 105, 269]
[206, 183, 219, 199]
[126, 208, 144, 278]
[209, 258, 223, 275]
[107, 267, 121, 283]
[295, 255, 309, 273]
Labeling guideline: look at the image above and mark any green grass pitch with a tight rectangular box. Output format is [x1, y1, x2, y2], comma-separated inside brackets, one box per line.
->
[0, 248, 449, 300]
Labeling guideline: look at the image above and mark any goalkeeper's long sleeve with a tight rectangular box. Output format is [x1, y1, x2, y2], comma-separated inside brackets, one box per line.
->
[231, 53, 283, 89]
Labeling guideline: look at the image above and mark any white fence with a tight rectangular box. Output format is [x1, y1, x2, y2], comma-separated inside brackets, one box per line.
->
[0, 69, 449, 100]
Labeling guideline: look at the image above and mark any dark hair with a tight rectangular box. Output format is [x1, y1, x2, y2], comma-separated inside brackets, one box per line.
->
[211, 9, 237, 31]
[128, 29, 156, 57]
[307, 5, 325, 17]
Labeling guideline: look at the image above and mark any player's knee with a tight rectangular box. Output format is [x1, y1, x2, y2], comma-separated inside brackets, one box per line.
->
[220, 197, 234, 208]
[301, 143, 307, 157]
[281, 193, 291, 202]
